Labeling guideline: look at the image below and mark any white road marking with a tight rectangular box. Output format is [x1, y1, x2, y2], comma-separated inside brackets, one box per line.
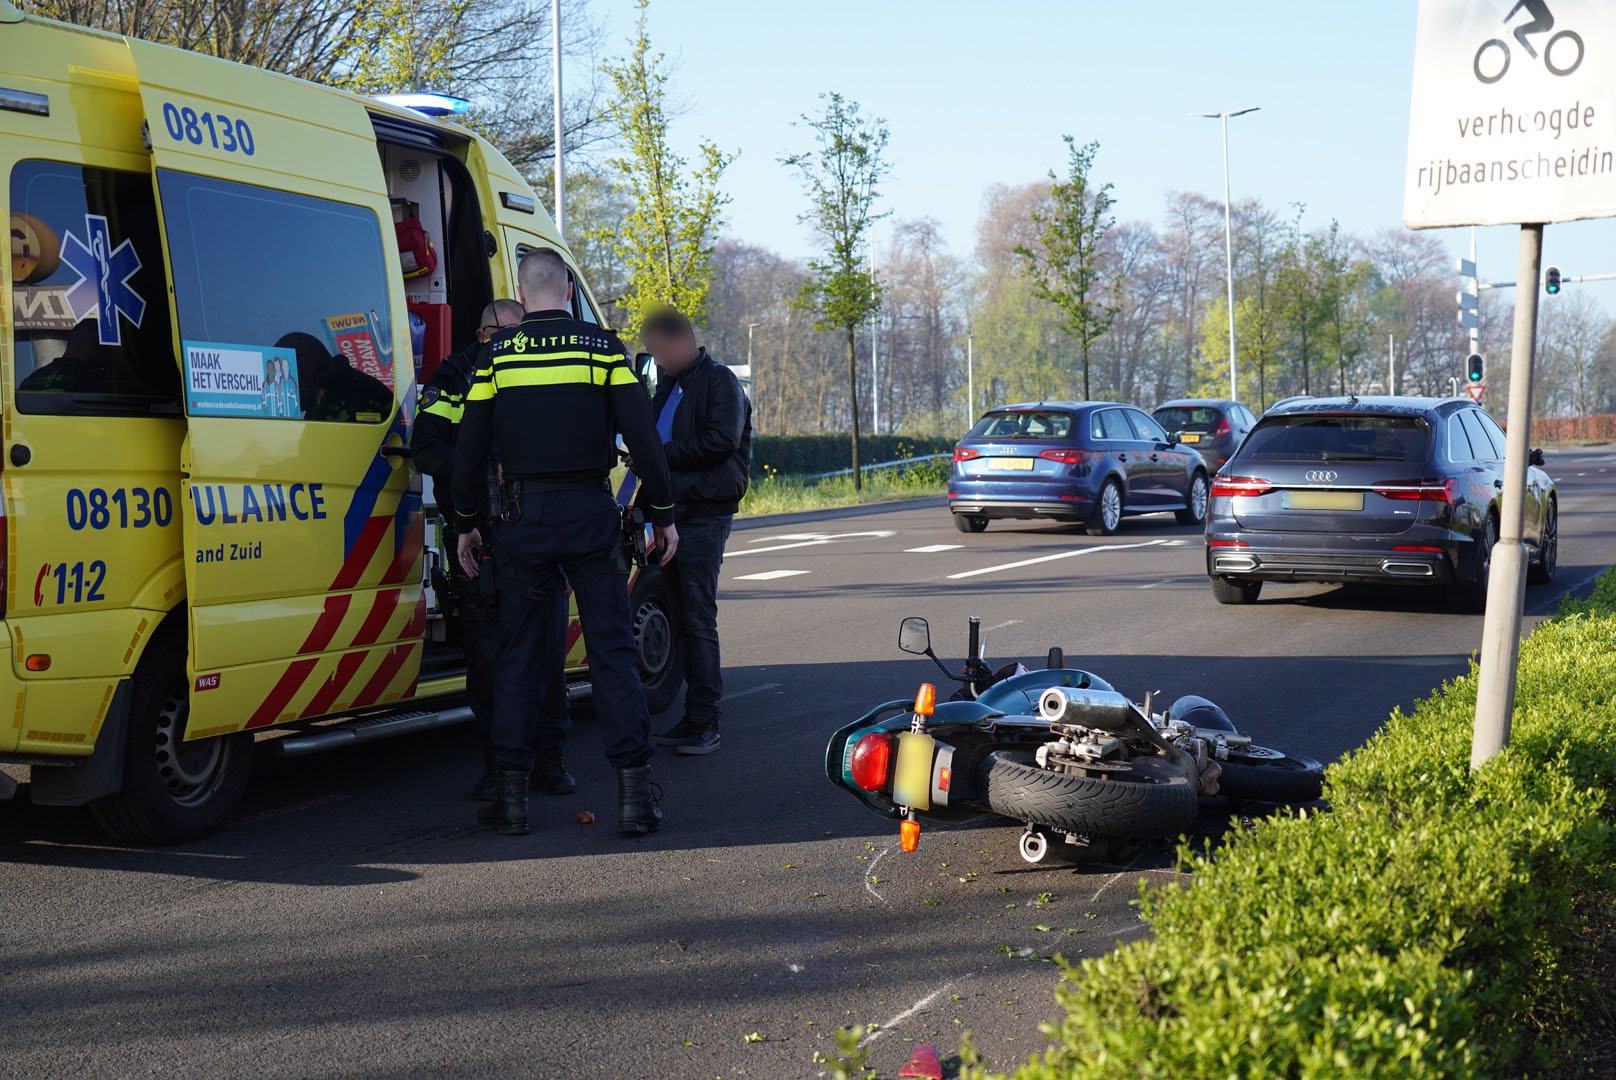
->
[1089, 852, 1145, 903]
[986, 619, 1023, 631]
[724, 681, 782, 700]
[905, 543, 963, 553]
[863, 842, 895, 906]
[734, 569, 810, 581]
[859, 983, 954, 1048]
[947, 538, 1173, 580]
[729, 530, 897, 558]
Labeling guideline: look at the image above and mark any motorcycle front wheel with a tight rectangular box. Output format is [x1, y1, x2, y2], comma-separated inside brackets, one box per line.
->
[979, 751, 1199, 840]
[1214, 746, 1325, 804]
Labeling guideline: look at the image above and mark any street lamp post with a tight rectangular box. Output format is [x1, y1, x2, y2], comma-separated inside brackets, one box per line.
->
[552, 0, 564, 236]
[1192, 106, 1259, 402]
[747, 321, 761, 432]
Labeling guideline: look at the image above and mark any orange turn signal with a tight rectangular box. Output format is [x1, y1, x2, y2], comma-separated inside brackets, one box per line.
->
[24, 654, 50, 672]
[899, 817, 921, 853]
[913, 682, 936, 717]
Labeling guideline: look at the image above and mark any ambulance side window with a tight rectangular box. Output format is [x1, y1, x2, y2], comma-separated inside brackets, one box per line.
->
[9, 160, 181, 415]
[157, 170, 395, 424]
[512, 242, 597, 324]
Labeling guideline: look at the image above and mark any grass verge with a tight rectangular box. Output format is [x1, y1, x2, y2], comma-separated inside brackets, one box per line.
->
[737, 457, 947, 518]
[959, 568, 1616, 1078]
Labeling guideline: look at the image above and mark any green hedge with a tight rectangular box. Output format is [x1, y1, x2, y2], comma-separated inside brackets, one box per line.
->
[751, 435, 954, 478]
[976, 574, 1616, 1079]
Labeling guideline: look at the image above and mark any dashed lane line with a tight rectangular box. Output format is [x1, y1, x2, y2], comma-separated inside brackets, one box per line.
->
[905, 543, 963, 553]
[946, 538, 1177, 580]
[729, 531, 897, 558]
[734, 569, 811, 581]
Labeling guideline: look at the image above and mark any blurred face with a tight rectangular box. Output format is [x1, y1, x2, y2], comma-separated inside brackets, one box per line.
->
[646, 329, 698, 374]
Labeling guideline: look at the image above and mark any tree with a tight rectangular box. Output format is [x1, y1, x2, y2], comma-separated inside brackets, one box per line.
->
[782, 91, 890, 489]
[1016, 137, 1118, 401]
[598, 0, 731, 334]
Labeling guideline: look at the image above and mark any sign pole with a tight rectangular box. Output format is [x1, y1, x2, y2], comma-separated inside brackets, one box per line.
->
[1470, 222, 1542, 770]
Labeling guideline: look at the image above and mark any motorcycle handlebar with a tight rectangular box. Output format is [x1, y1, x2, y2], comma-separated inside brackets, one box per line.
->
[967, 616, 981, 663]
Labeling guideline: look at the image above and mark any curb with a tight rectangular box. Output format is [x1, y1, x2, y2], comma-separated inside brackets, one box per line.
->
[732, 496, 946, 532]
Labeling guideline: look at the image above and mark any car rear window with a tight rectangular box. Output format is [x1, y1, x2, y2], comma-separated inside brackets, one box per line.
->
[1239, 414, 1432, 462]
[967, 410, 1074, 439]
[1154, 406, 1222, 431]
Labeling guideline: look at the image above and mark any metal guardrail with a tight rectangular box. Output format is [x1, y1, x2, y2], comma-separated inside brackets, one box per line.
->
[806, 452, 951, 481]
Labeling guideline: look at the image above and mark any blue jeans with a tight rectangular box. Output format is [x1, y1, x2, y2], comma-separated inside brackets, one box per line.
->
[664, 515, 732, 726]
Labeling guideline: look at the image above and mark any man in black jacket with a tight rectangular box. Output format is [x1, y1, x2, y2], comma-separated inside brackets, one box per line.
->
[638, 309, 752, 756]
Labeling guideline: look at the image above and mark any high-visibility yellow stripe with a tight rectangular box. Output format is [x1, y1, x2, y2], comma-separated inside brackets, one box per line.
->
[422, 398, 463, 421]
[466, 349, 632, 399]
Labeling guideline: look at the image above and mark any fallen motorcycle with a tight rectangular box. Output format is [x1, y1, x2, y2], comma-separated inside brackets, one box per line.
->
[825, 615, 1325, 863]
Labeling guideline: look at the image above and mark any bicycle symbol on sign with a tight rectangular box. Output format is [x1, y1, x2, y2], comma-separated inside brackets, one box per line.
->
[1473, 0, 1584, 84]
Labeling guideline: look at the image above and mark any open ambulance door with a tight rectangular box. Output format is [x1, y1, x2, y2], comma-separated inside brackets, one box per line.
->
[128, 43, 424, 737]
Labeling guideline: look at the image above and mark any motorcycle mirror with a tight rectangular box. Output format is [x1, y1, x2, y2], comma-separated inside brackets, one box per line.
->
[898, 617, 932, 656]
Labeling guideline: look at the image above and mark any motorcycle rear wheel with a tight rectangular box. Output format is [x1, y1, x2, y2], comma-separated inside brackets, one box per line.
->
[979, 751, 1198, 840]
[1214, 747, 1325, 805]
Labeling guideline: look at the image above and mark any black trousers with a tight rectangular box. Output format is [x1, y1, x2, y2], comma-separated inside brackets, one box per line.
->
[663, 515, 732, 726]
[489, 490, 651, 771]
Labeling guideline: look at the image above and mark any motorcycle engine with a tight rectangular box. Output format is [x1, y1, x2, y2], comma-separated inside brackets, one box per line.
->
[1037, 728, 1132, 776]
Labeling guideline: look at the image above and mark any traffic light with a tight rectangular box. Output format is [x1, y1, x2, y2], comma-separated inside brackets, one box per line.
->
[1545, 266, 1563, 295]
[1467, 353, 1485, 383]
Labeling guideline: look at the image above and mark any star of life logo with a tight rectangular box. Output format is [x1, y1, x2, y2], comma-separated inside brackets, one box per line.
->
[60, 214, 145, 347]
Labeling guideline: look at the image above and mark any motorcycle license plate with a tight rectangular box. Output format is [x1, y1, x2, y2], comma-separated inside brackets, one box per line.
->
[991, 458, 1035, 471]
[892, 731, 936, 811]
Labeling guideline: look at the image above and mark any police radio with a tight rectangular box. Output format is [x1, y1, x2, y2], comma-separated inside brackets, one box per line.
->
[618, 506, 649, 571]
[484, 458, 519, 523]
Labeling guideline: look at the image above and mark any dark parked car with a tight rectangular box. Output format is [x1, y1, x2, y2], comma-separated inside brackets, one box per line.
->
[948, 402, 1209, 535]
[1152, 398, 1258, 472]
[1204, 396, 1557, 610]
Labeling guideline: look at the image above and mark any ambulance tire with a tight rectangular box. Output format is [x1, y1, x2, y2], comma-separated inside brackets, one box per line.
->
[630, 568, 684, 715]
[90, 627, 253, 845]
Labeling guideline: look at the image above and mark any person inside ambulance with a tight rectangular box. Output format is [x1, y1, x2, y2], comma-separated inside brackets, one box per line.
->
[274, 332, 393, 423]
[18, 318, 165, 398]
[412, 299, 578, 803]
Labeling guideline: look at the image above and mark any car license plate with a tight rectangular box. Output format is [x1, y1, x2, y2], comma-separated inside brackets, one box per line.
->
[1284, 490, 1363, 511]
[992, 457, 1035, 471]
[1179, 433, 1201, 443]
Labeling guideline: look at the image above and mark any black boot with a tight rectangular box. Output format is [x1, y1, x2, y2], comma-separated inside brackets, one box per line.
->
[477, 769, 530, 835]
[470, 767, 498, 802]
[531, 757, 577, 796]
[617, 766, 662, 836]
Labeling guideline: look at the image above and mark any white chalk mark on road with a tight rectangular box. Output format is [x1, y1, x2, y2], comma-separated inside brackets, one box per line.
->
[859, 983, 955, 1048]
[1089, 852, 1146, 903]
[730, 531, 897, 558]
[724, 682, 783, 700]
[863, 842, 895, 906]
[947, 538, 1172, 580]
[734, 570, 810, 581]
[986, 619, 1023, 631]
[905, 543, 963, 553]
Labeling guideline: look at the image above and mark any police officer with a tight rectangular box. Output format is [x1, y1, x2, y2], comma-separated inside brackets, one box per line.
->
[412, 300, 576, 804]
[452, 249, 679, 837]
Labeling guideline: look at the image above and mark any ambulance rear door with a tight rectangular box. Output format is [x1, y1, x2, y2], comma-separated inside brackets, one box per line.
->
[127, 43, 425, 736]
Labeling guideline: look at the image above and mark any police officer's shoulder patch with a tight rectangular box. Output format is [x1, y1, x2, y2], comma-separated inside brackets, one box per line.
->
[422, 385, 441, 407]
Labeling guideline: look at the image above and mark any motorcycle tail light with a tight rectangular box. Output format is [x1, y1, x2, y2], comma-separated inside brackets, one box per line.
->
[899, 817, 921, 853]
[850, 732, 896, 793]
[1038, 448, 1087, 464]
[952, 447, 980, 463]
[1373, 479, 1456, 503]
[1211, 476, 1272, 498]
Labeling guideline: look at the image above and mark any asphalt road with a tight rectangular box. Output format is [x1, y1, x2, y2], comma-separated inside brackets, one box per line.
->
[4, 446, 1616, 1079]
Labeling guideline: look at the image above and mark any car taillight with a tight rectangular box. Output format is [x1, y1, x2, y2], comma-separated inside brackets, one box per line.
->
[1214, 416, 1232, 437]
[1373, 479, 1456, 503]
[952, 447, 980, 463]
[1211, 476, 1272, 498]
[1038, 448, 1087, 465]
[850, 732, 897, 793]
[1207, 539, 1249, 548]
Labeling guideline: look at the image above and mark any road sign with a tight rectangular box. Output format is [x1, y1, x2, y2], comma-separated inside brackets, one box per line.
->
[1405, 1, 1616, 228]
[1467, 382, 1487, 402]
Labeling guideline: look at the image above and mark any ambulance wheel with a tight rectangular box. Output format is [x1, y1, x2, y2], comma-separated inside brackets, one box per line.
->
[90, 628, 253, 845]
[630, 568, 684, 715]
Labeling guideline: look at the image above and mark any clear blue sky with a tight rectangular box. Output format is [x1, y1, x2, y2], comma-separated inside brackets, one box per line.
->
[579, 0, 1616, 307]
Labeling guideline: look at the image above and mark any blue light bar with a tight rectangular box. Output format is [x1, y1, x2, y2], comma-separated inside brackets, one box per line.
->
[374, 92, 472, 118]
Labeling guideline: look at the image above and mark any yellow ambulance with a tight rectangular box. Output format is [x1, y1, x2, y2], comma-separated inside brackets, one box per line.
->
[0, 1, 681, 842]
